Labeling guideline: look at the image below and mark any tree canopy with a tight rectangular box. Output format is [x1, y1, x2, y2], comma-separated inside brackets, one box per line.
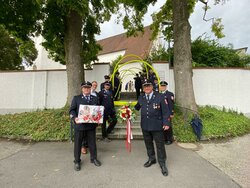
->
[0, 25, 22, 70]
[0, 0, 233, 109]
[116, 0, 228, 111]
[192, 38, 250, 67]
[40, 0, 119, 104]
[147, 38, 250, 68]
[0, 0, 40, 69]
[41, 0, 117, 66]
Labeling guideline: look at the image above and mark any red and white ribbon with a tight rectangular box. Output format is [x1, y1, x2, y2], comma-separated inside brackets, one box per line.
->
[126, 119, 133, 152]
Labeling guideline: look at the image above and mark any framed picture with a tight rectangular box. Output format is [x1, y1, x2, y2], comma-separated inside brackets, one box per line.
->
[76, 105, 104, 124]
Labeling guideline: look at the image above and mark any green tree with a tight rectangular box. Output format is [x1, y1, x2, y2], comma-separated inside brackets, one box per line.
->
[1, 0, 118, 105]
[0, 0, 40, 69]
[41, 1, 119, 104]
[147, 38, 249, 68]
[0, 0, 41, 68]
[43, 1, 117, 104]
[18, 40, 38, 67]
[110, 55, 122, 74]
[145, 45, 169, 62]
[118, 0, 227, 112]
[0, 25, 22, 70]
[192, 38, 249, 67]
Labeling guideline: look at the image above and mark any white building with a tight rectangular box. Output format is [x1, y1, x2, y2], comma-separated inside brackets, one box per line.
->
[31, 36, 66, 70]
[30, 26, 161, 91]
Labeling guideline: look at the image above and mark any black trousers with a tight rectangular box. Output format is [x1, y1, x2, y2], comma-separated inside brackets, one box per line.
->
[81, 131, 88, 148]
[164, 121, 173, 142]
[142, 130, 167, 166]
[102, 114, 117, 138]
[74, 128, 97, 163]
[135, 88, 141, 99]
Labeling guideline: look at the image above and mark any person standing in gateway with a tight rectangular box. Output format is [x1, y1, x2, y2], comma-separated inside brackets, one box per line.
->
[134, 73, 142, 99]
[134, 79, 171, 176]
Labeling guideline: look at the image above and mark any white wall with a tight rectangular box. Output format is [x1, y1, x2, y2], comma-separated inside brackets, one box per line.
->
[152, 63, 250, 115]
[85, 63, 110, 92]
[0, 71, 67, 112]
[192, 68, 250, 114]
[1, 66, 250, 116]
[0, 63, 109, 114]
[153, 63, 175, 92]
[97, 50, 125, 63]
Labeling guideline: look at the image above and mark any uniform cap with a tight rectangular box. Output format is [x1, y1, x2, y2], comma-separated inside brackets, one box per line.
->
[142, 79, 153, 86]
[160, 81, 168, 86]
[104, 81, 111, 86]
[104, 75, 110, 79]
[81, 81, 92, 88]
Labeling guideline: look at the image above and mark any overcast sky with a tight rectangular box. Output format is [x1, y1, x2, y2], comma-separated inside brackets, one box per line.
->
[96, 0, 250, 53]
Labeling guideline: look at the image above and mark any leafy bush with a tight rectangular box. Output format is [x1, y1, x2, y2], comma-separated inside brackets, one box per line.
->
[145, 38, 250, 68]
[110, 55, 122, 74]
[0, 107, 69, 141]
[0, 106, 249, 142]
[173, 106, 250, 142]
[191, 37, 249, 67]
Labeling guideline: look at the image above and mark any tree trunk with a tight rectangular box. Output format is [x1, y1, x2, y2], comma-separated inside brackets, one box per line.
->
[172, 0, 197, 112]
[65, 10, 84, 106]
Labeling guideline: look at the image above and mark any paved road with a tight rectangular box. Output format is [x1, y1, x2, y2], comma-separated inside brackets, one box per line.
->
[0, 139, 239, 188]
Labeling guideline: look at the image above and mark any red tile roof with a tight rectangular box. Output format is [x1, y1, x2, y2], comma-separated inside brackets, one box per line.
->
[97, 26, 153, 62]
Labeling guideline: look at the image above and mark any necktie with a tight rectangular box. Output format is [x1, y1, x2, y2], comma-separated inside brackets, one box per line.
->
[86, 96, 90, 103]
[147, 94, 150, 101]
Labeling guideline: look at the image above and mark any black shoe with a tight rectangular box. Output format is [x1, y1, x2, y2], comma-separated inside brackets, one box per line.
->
[74, 163, 81, 171]
[91, 159, 102, 167]
[160, 165, 168, 176]
[143, 160, 156, 168]
[165, 141, 173, 145]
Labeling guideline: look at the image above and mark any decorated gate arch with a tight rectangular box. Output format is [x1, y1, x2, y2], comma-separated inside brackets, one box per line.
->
[110, 54, 160, 99]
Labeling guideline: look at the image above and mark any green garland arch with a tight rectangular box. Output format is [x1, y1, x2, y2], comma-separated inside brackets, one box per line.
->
[110, 54, 160, 98]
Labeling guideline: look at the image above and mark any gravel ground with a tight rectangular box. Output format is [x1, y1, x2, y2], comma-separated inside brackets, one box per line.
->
[196, 134, 250, 188]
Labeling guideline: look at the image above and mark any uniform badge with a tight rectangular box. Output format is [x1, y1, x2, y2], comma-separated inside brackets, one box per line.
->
[153, 103, 156, 109]
[165, 99, 168, 104]
[153, 103, 160, 109]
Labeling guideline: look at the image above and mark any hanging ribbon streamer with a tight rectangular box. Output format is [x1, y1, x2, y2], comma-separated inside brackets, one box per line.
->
[126, 119, 133, 152]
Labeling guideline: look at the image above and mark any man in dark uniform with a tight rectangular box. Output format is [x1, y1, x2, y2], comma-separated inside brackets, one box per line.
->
[134, 79, 171, 176]
[99, 81, 117, 142]
[149, 69, 156, 84]
[81, 81, 99, 155]
[100, 75, 111, 91]
[69, 81, 101, 171]
[114, 72, 121, 101]
[134, 73, 142, 99]
[153, 78, 159, 92]
[159, 81, 175, 145]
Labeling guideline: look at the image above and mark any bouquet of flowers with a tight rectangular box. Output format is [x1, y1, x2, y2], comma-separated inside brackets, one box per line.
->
[117, 105, 136, 152]
[117, 105, 136, 123]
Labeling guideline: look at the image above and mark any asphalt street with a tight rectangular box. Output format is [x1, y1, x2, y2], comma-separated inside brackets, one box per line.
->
[0, 139, 239, 188]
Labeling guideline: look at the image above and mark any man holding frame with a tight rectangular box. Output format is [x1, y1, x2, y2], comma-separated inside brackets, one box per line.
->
[69, 81, 102, 171]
